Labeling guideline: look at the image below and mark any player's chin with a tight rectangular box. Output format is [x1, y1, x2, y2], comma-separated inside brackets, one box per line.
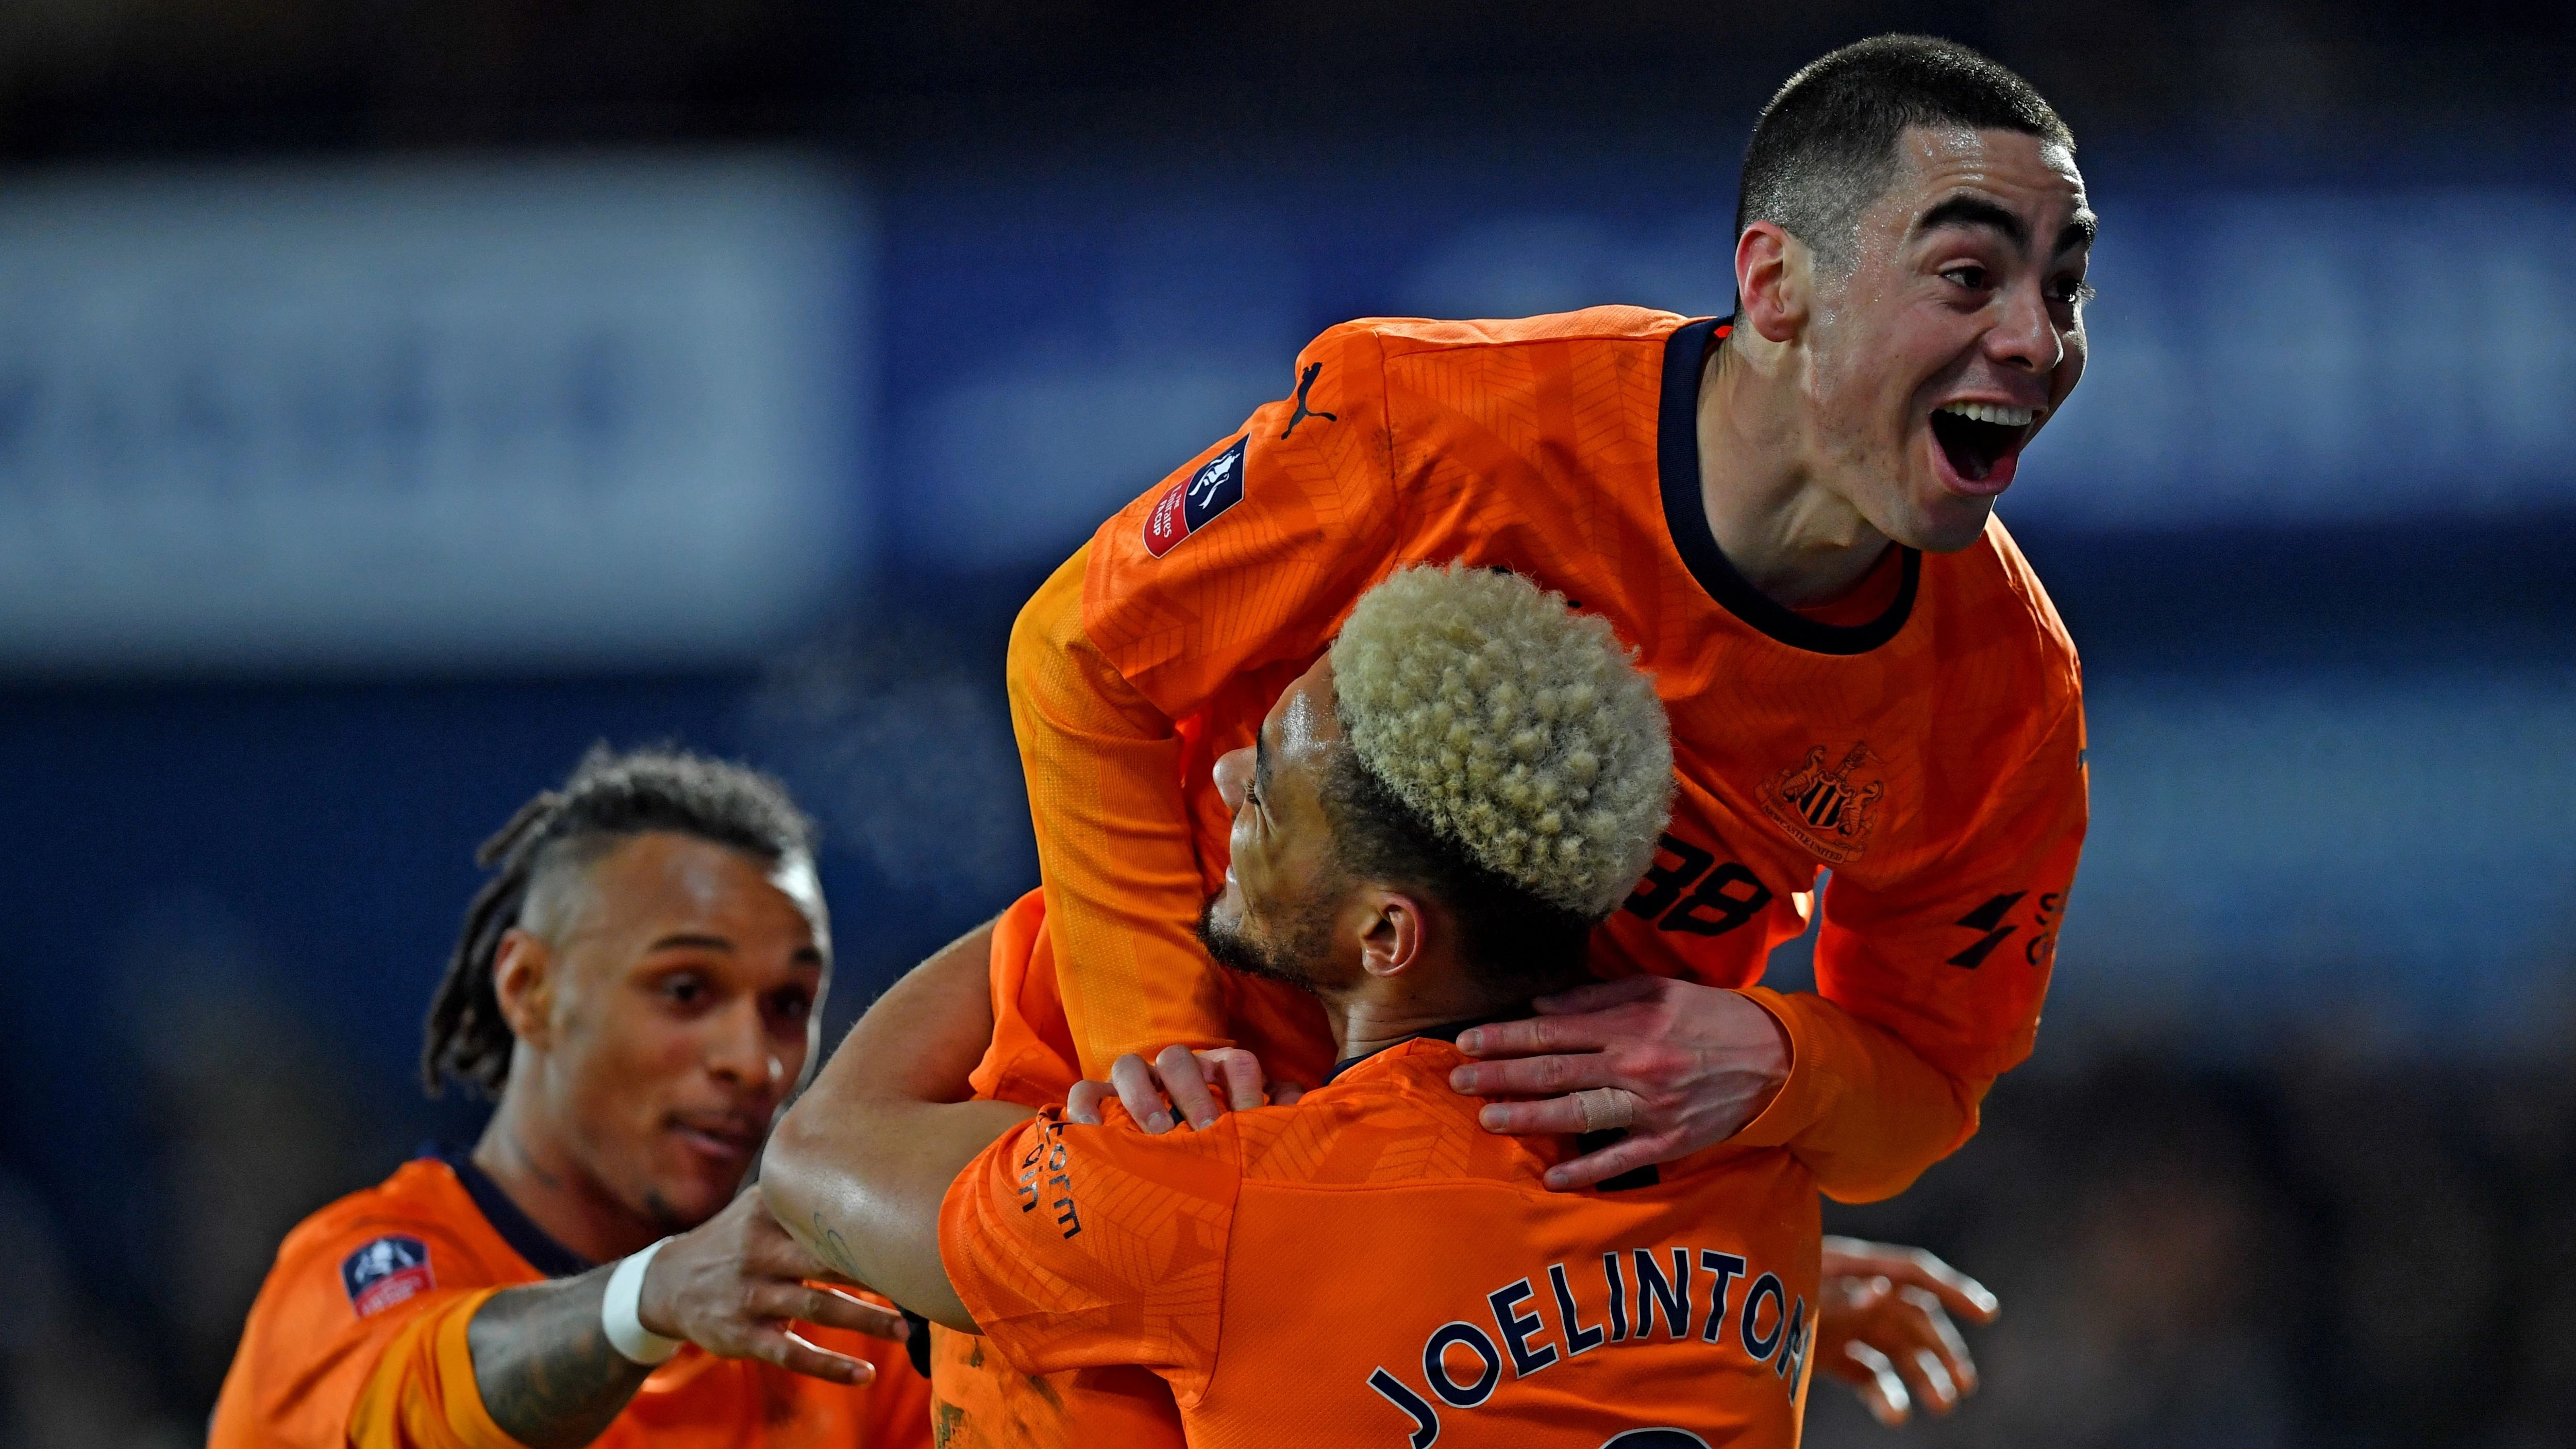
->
[1906, 488, 1999, 552]
[1198, 882, 1245, 941]
[646, 1167, 744, 1231]
[657, 1129, 763, 1206]
[1902, 433, 2007, 550]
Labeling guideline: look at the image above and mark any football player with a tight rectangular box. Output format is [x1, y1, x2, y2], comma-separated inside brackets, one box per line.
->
[930, 30, 2085, 1442]
[210, 748, 929, 1449]
[770, 565, 1835, 1444]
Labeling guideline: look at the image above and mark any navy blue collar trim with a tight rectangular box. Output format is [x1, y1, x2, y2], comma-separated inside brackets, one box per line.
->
[1657, 316, 1920, 656]
[1322, 1010, 1528, 1087]
[425, 1144, 596, 1279]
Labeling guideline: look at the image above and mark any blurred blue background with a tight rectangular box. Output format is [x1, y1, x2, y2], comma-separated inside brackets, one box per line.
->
[2, 5, 2571, 1445]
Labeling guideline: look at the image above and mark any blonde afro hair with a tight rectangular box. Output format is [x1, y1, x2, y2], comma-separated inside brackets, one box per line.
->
[1328, 563, 1673, 920]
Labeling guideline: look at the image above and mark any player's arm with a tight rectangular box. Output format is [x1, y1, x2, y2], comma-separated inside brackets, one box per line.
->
[458, 1187, 901, 1446]
[763, 919, 1036, 1331]
[217, 1198, 905, 1449]
[1012, 324, 1402, 1079]
[344, 1195, 908, 1449]
[1759, 690, 2086, 1200]
[1455, 692, 2085, 1200]
[443, 1271, 648, 1448]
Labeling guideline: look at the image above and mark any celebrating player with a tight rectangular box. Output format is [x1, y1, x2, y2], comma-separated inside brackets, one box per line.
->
[210, 748, 930, 1449]
[1010, 32, 2090, 1200]
[882, 32, 2083, 1439]
[768, 564, 1846, 1444]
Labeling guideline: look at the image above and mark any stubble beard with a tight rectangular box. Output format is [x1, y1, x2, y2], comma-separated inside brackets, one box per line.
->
[1196, 890, 1336, 996]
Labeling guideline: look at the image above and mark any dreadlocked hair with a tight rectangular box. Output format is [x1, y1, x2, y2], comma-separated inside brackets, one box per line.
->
[420, 743, 818, 1100]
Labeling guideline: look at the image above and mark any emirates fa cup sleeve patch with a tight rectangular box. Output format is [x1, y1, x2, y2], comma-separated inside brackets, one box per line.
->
[342, 1235, 436, 1318]
[1144, 435, 1248, 558]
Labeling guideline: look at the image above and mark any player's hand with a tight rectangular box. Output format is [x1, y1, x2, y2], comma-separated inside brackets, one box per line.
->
[1447, 975, 1789, 1190]
[1813, 1237, 1999, 1425]
[635, 1188, 907, 1385]
[1064, 1045, 1302, 1132]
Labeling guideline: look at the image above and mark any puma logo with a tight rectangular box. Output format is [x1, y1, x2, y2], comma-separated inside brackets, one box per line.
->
[1281, 361, 1338, 439]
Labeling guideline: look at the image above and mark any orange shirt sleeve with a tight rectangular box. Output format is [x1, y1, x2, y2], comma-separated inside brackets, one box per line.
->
[938, 1108, 1241, 1409]
[1738, 686, 2087, 1202]
[1729, 988, 1993, 1206]
[345, 1290, 527, 1449]
[1009, 323, 1404, 1076]
[966, 886, 1084, 1107]
[209, 1218, 516, 1449]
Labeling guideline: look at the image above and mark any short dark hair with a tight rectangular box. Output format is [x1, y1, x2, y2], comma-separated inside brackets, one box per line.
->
[1319, 750, 1597, 1002]
[1735, 35, 2073, 270]
[421, 744, 818, 1099]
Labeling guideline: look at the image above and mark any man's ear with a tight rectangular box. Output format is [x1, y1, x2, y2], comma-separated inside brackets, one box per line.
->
[1356, 889, 1426, 980]
[1734, 221, 1809, 344]
[490, 928, 557, 1050]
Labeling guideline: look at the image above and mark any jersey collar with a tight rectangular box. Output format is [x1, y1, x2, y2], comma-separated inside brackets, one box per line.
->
[1318, 1010, 1663, 1191]
[1321, 1009, 1527, 1086]
[1657, 316, 1920, 656]
[428, 1144, 596, 1279]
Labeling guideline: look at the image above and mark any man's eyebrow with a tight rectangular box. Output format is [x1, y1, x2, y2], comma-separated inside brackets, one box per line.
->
[2057, 211, 2098, 254]
[645, 933, 825, 969]
[1254, 731, 1273, 801]
[646, 932, 734, 954]
[1915, 194, 2029, 250]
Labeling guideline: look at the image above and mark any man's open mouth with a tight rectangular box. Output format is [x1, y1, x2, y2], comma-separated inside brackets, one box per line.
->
[673, 1115, 763, 1161]
[1929, 401, 2038, 484]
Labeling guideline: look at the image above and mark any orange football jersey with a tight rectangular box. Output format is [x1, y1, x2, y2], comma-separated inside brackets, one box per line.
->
[1009, 307, 2087, 1203]
[208, 1154, 931, 1449]
[943, 1032, 1822, 1448]
[936, 887, 1192, 1449]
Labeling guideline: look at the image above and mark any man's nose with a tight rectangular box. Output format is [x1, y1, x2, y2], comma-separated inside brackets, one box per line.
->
[1212, 745, 1252, 812]
[705, 998, 779, 1091]
[1987, 277, 2064, 375]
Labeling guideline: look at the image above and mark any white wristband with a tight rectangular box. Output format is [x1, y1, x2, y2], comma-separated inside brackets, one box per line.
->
[601, 1237, 682, 1366]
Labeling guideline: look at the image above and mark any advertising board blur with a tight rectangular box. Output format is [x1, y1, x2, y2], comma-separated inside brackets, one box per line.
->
[869, 154, 2576, 1043]
[883, 164, 2576, 570]
[0, 155, 868, 673]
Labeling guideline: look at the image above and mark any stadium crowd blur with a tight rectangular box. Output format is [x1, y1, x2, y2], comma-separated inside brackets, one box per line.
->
[3, 4, 2571, 1446]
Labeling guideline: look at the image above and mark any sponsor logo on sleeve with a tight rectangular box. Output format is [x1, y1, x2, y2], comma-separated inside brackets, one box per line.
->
[1281, 361, 1337, 439]
[1013, 1116, 1083, 1238]
[1948, 887, 2067, 969]
[341, 1235, 436, 1318]
[1143, 435, 1248, 559]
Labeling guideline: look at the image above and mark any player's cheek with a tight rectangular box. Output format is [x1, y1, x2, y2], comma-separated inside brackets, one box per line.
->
[766, 1017, 813, 1089]
[570, 1001, 661, 1128]
[2052, 333, 2086, 402]
[626, 1020, 709, 1132]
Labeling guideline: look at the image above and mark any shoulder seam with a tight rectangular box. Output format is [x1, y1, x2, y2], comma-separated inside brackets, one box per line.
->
[1371, 327, 1403, 549]
[1982, 517, 2080, 668]
[1370, 319, 1690, 362]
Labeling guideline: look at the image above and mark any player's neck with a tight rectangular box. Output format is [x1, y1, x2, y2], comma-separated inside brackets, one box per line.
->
[472, 1090, 668, 1265]
[1696, 331, 1895, 609]
[1326, 973, 1528, 1064]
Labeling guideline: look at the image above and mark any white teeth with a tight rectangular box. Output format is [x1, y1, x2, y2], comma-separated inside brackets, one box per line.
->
[1938, 401, 2036, 427]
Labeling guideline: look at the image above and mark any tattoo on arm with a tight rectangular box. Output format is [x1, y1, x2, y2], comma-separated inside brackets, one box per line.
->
[805, 1212, 865, 1282]
[465, 1271, 653, 1449]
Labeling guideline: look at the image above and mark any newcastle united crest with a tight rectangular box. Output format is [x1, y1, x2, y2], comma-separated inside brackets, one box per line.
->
[1763, 742, 1885, 864]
